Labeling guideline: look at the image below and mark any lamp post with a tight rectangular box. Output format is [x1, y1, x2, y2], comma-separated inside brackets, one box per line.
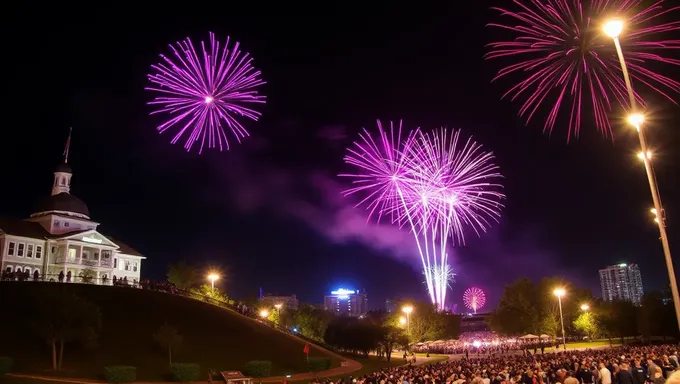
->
[207, 273, 219, 293]
[402, 305, 413, 334]
[553, 288, 566, 350]
[259, 309, 269, 320]
[603, 20, 680, 331]
[580, 304, 589, 311]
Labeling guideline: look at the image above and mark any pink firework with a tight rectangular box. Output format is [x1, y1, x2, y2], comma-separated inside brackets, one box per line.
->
[463, 287, 486, 313]
[486, 0, 680, 140]
[341, 121, 504, 310]
[146, 32, 266, 153]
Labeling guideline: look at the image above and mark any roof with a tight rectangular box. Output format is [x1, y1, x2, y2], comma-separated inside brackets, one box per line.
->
[55, 162, 72, 173]
[104, 235, 144, 257]
[0, 218, 51, 238]
[34, 192, 90, 218]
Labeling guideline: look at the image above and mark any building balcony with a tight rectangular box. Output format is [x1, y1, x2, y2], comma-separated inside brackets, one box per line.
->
[54, 257, 114, 268]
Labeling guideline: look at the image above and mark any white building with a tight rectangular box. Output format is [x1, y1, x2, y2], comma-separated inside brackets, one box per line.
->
[599, 263, 644, 306]
[0, 141, 144, 285]
[323, 288, 368, 317]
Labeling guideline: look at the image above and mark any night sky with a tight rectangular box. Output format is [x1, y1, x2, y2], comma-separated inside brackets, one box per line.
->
[3, 2, 679, 310]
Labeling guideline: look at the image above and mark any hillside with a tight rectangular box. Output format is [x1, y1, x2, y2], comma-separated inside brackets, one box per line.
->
[0, 282, 335, 381]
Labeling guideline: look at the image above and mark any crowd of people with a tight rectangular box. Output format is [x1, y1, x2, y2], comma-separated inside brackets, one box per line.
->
[311, 345, 680, 384]
[413, 332, 557, 355]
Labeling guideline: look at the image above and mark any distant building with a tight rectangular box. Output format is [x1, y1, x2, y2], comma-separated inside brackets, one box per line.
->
[460, 313, 490, 333]
[261, 294, 299, 310]
[0, 133, 144, 285]
[324, 288, 367, 317]
[385, 299, 397, 313]
[599, 263, 644, 305]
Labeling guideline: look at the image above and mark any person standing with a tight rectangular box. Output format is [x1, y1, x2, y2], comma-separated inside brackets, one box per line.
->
[600, 363, 612, 384]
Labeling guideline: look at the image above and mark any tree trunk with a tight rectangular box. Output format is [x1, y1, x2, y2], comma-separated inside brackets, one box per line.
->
[51, 341, 58, 371]
[168, 347, 173, 365]
[58, 340, 64, 370]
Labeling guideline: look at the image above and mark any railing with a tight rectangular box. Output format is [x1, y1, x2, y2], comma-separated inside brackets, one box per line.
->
[52, 258, 113, 268]
[0, 274, 337, 352]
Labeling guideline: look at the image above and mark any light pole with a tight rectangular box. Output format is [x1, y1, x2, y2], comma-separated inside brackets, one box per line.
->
[402, 305, 413, 334]
[603, 20, 680, 331]
[207, 273, 219, 293]
[553, 288, 566, 350]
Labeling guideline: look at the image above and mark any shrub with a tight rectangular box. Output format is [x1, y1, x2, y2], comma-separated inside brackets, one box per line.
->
[104, 365, 137, 383]
[307, 357, 331, 372]
[0, 356, 14, 375]
[171, 363, 201, 382]
[244, 360, 272, 378]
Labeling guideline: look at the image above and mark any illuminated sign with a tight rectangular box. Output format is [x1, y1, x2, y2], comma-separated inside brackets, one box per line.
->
[82, 236, 102, 244]
[331, 288, 355, 300]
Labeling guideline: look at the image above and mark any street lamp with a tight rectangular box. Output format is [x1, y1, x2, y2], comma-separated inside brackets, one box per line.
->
[399, 317, 407, 325]
[580, 304, 590, 311]
[207, 273, 219, 293]
[603, 19, 680, 332]
[259, 309, 269, 319]
[402, 305, 413, 334]
[553, 288, 566, 350]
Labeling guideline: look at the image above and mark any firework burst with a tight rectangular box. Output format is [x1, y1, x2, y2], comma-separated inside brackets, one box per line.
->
[146, 32, 266, 153]
[463, 287, 486, 314]
[486, 0, 680, 140]
[341, 121, 505, 310]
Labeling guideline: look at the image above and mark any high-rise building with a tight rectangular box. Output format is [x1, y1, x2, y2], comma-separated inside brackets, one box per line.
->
[323, 288, 367, 317]
[385, 299, 397, 313]
[599, 263, 644, 305]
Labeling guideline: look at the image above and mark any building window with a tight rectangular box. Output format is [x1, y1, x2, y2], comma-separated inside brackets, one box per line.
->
[8, 242, 16, 256]
[113, 258, 118, 269]
[51, 246, 57, 254]
[36, 246, 42, 259]
[102, 250, 111, 259]
[27, 244, 34, 258]
[68, 248, 76, 260]
[17, 243, 25, 257]
[55, 221, 60, 227]
[64, 222, 70, 227]
[125, 260, 131, 271]
[133, 262, 138, 272]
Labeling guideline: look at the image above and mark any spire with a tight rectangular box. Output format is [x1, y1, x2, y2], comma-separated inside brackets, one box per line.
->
[63, 127, 72, 164]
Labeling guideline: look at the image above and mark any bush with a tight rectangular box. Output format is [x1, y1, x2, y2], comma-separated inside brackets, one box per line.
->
[171, 363, 201, 382]
[307, 357, 331, 372]
[104, 366, 137, 383]
[244, 360, 272, 378]
[0, 356, 14, 375]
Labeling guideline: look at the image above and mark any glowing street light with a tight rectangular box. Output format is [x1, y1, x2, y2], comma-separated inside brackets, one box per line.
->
[553, 288, 566, 350]
[604, 18, 680, 332]
[259, 309, 269, 319]
[580, 304, 590, 311]
[402, 305, 414, 333]
[207, 273, 220, 292]
[636, 151, 652, 160]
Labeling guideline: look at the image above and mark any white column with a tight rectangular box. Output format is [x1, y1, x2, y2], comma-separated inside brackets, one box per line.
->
[96, 270, 100, 285]
[98, 248, 102, 267]
[78, 244, 83, 264]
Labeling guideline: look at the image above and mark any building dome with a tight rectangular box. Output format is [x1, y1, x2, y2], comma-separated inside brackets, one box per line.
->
[55, 162, 72, 173]
[34, 192, 90, 218]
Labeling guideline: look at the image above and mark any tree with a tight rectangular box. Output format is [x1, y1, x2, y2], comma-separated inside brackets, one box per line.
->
[573, 312, 599, 340]
[166, 261, 201, 290]
[153, 323, 183, 365]
[30, 289, 101, 370]
[80, 268, 97, 284]
[599, 300, 637, 344]
[379, 326, 409, 361]
[385, 302, 446, 343]
[488, 278, 541, 335]
[293, 304, 333, 342]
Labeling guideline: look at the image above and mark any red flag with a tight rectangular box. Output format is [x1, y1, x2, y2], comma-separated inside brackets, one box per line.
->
[303, 343, 310, 355]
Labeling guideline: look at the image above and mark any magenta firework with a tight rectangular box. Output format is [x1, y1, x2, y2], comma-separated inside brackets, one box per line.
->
[463, 287, 486, 313]
[146, 32, 266, 153]
[486, 0, 680, 140]
[341, 121, 504, 310]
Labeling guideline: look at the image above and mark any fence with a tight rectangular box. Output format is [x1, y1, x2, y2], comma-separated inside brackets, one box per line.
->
[0, 273, 337, 352]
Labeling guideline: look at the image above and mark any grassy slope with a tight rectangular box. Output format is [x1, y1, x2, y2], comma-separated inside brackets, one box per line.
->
[0, 282, 336, 381]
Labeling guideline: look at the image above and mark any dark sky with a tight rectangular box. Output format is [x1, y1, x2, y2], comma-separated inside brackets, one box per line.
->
[3, 2, 679, 310]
